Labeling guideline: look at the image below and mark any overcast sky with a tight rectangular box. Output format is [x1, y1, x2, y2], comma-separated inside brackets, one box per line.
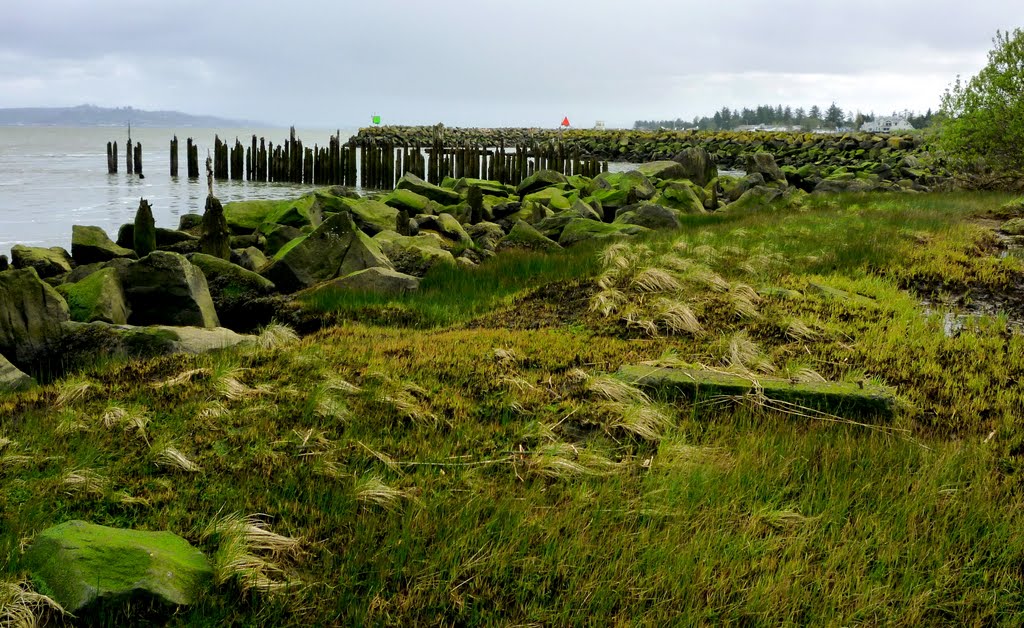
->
[0, 0, 1017, 128]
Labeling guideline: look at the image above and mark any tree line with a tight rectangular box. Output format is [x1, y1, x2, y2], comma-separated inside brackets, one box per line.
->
[634, 104, 935, 132]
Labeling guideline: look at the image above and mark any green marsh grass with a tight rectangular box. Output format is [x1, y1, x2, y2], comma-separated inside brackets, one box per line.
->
[1, 192, 1024, 624]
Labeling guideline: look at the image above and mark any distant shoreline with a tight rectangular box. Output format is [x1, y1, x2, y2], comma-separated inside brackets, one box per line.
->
[0, 104, 264, 128]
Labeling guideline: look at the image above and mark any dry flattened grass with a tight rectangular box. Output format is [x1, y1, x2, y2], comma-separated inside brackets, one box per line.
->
[0, 437, 33, 473]
[53, 377, 91, 408]
[61, 468, 108, 496]
[100, 405, 150, 444]
[154, 367, 210, 388]
[202, 513, 303, 593]
[725, 331, 776, 375]
[527, 442, 619, 479]
[602, 402, 674, 442]
[255, 322, 299, 350]
[784, 318, 818, 342]
[655, 298, 703, 335]
[1, 579, 66, 627]
[354, 475, 417, 512]
[152, 444, 202, 473]
[585, 374, 651, 405]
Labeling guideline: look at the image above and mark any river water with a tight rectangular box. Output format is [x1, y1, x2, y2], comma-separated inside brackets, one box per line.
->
[0, 126, 357, 258]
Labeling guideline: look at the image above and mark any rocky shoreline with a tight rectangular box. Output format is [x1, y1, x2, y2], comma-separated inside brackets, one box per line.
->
[0, 146, 956, 390]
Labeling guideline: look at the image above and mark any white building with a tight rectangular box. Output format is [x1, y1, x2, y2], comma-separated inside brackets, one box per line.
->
[860, 116, 914, 133]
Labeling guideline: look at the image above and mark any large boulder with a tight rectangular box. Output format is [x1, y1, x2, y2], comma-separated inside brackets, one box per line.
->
[261, 212, 392, 293]
[232, 246, 269, 273]
[396, 173, 461, 205]
[1000, 218, 1024, 236]
[187, 253, 275, 296]
[724, 173, 766, 202]
[725, 185, 786, 212]
[516, 169, 569, 197]
[60, 321, 252, 364]
[306, 267, 420, 297]
[744, 152, 787, 184]
[655, 182, 706, 214]
[671, 147, 718, 187]
[123, 251, 220, 327]
[56, 267, 129, 324]
[338, 197, 401, 235]
[558, 218, 649, 246]
[10, 245, 73, 278]
[372, 230, 457, 277]
[465, 222, 506, 252]
[497, 220, 562, 252]
[0, 351, 35, 392]
[23, 520, 212, 613]
[380, 188, 434, 214]
[592, 171, 657, 202]
[71, 225, 137, 265]
[0, 268, 70, 367]
[635, 161, 689, 181]
[415, 213, 473, 246]
[614, 203, 683, 230]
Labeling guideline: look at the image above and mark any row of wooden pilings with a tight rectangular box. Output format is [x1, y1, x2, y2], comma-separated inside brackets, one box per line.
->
[110, 129, 610, 190]
[106, 139, 144, 176]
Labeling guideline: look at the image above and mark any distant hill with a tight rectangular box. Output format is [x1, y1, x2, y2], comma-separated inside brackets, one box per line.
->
[0, 105, 264, 127]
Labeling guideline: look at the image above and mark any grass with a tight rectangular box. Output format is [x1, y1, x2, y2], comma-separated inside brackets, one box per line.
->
[2, 191, 1024, 625]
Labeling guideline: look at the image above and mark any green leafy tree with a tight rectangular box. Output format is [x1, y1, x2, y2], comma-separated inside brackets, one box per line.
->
[940, 28, 1024, 170]
[825, 102, 845, 128]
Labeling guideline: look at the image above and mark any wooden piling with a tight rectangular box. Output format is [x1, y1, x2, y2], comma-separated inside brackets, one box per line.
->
[170, 136, 179, 177]
[134, 142, 142, 177]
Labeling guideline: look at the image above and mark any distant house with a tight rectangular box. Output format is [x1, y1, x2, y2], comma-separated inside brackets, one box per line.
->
[860, 116, 914, 133]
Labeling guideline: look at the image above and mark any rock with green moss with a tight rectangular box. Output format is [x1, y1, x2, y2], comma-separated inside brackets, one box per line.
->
[10, 245, 73, 278]
[635, 161, 688, 180]
[614, 203, 683, 230]
[57, 267, 129, 324]
[497, 220, 562, 253]
[24, 520, 212, 613]
[338, 197, 401, 235]
[396, 173, 461, 204]
[60, 321, 251, 363]
[1000, 218, 1024, 236]
[452, 177, 514, 197]
[123, 252, 219, 327]
[187, 253, 275, 296]
[465, 222, 505, 251]
[654, 182, 706, 214]
[0, 268, 69, 367]
[516, 169, 569, 196]
[724, 185, 785, 212]
[72, 225, 137, 265]
[232, 246, 269, 273]
[305, 267, 420, 297]
[671, 147, 718, 187]
[524, 187, 572, 211]
[372, 230, 456, 276]
[223, 198, 282, 232]
[381, 188, 433, 214]
[592, 171, 657, 202]
[415, 212, 472, 246]
[568, 198, 602, 221]
[0, 350, 35, 392]
[744, 152, 787, 183]
[259, 223, 304, 256]
[558, 218, 649, 246]
[261, 212, 392, 293]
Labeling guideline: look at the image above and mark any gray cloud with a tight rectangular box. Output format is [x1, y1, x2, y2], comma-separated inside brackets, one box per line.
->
[0, 0, 1016, 127]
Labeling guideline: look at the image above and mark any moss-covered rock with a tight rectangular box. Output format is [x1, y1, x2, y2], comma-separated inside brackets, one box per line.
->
[744, 152, 786, 183]
[59, 321, 252, 364]
[123, 251, 219, 328]
[1000, 218, 1024, 236]
[396, 173, 462, 204]
[558, 218, 649, 246]
[465, 222, 506, 251]
[232, 246, 269, 273]
[524, 187, 572, 211]
[451, 177, 514, 197]
[671, 147, 718, 187]
[654, 182, 706, 214]
[414, 213, 473, 246]
[260, 223, 305, 256]
[0, 350, 35, 392]
[72, 225, 137, 265]
[496, 220, 562, 253]
[592, 171, 657, 202]
[614, 203, 683, 230]
[338, 197, 401, 235]
[0, 268, 70, 367]
[57, 267, 129, 324]
[24, 520, 212, 613]
[635, 160, 688, 180]
[187, 253, 275, 296]
[10, 245, 73, 278]
[261, 212, 392, 293]
[372, 230, 457, 277]
[516, 169, 569, 196]
[305, 267, 420, 297]
[381, 188, 433, 214]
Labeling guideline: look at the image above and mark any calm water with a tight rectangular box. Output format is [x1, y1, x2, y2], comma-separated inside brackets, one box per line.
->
[0, 126, 357, 258]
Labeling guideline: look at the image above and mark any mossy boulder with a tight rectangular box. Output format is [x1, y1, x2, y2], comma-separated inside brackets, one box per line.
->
[1000, 218, 1024, 236]
[516, 169, 568, 196]
[381, 188, 434, 214]
[305, 267, 420, 297]
[10, 245, 73, 278]
[0, 351, 35, 392]
[654, 182, 706, 214]
[465, 222, 506, 251]
[396, 173, 461, 204]
[260, 223, 305, 256]
[72, 225, 137, 265]
[123, 252, 219, 328]
[187, 253, 276, 297]
[338, 197, 401, 235]
[614, 203, 683, 230]
[723, 173, 765, 202]
[178, 213, 203, 231]
[24, 520, 212, 613]
[451, 177, 513, 197]
[223, 198, 282, 232]
[725, 185, 785, 212]
[558, 218, 649, 246]
[524, 187, 572, 211]
[261, 212, 392, 293]
[671, 147, 718, 187]
[415, 213, 473, 246]
[497, 220, 562, 252]
[744, 152, 786, 183]
[635, 160, 688, 180]
[592, 171, 657, 202]
[57, 267, 129, 324]
[0, 268, 70, 367]
[372, 230, 457, 277]
[569, 198, 602, 221]
[59, 321, 252, 363]
[232, 246, 269, 272]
